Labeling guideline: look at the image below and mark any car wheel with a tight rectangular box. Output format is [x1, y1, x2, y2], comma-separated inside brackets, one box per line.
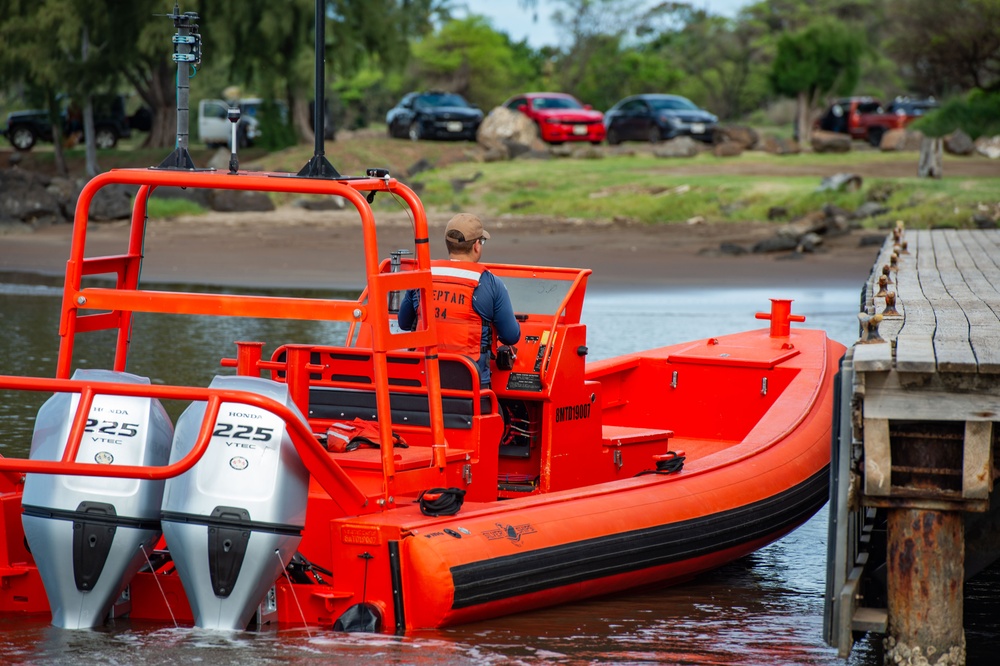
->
[606, 127, 621, 146]
[408, 122, 423, 142]
[9, 125, 36, 151]
[94, 127, 118, 150]
[648, 126, 661, 143]
[868, 127, 885, 148]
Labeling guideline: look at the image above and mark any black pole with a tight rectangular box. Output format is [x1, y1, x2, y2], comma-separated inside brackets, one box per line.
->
[297, 0, 340, 178]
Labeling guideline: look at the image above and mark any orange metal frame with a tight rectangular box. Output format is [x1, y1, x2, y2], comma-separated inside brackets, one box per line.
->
[0, 167, 462, 511]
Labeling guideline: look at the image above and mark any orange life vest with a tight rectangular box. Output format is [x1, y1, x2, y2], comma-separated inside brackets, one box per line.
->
[429, 260, 488, 362]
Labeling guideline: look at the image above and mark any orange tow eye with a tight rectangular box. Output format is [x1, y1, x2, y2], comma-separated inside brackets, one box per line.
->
[755, 298, 805, 338]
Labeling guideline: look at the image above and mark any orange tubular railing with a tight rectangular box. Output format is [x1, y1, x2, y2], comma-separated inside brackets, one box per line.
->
[13, 166, 452, 510]
[0, 375, 369, 508]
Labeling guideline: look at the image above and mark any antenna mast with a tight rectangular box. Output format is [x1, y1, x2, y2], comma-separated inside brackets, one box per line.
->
[158, 3, 202, 169]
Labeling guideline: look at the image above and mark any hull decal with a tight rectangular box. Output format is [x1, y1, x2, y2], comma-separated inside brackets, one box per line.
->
[451, 467, 828, 609]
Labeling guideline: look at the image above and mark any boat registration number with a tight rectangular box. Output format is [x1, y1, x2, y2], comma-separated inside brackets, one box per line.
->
[573, 125, 587, 135]
[691, 123, 705, 134]
[446, 121, 463, 132]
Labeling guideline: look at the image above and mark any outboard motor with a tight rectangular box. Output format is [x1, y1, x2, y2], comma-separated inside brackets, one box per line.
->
[160, 376, 309, 631]
[21, 369, 173, 629]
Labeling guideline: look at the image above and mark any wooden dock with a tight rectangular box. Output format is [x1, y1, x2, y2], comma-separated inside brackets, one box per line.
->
[825, 228, 1000, 666]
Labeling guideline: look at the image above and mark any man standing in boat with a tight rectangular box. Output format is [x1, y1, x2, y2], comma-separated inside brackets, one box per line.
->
[397, 213, 521, 388]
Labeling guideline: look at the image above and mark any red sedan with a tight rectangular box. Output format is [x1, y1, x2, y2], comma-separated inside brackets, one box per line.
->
[503, 92, 606, 145]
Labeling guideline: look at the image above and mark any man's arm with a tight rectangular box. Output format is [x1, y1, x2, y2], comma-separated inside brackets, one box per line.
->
[487, 274, 520, 345]
[396, 289, 419, 331]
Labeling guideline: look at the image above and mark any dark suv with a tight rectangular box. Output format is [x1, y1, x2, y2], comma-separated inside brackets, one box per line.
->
[2, 95, 146, 151]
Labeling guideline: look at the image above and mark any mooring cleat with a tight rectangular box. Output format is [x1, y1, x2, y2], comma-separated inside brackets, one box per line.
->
[857, 312, 886, 343]
[881, 291, 901, 317]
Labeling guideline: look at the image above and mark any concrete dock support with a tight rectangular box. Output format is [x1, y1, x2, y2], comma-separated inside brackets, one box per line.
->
[885, 508, 966, 665]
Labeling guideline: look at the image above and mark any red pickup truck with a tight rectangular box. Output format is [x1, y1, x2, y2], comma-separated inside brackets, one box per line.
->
[816, 96, 938, 146]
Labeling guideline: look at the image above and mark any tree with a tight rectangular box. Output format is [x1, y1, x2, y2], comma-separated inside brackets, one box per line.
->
[409, 17, 521, 109]
[644, 6, 771, 120]
[770, 19, 864, 144]
[886, 0, 1000, 95]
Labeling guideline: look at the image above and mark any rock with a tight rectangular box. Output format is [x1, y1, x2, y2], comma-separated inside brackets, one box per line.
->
[944, 129, 975, 156]
[822, 203, 853, 219]
[972, 213, 997, 229]
[0, 168, 64, 224]
[506, 140, 534, 159]
[975, 135, 1000, 159]
[550, 144, 574, 158]
[817, 172, 862, 192]
[481, 147, 508, 163]
[752, 236, 799, 253]
[859, 234, 887, 247]
[880, 128, 924, 151]
[712, 141, 744, 157]
[759, 135, 801, 155]
[8, 152, 22, 167]
[652, 136, 699, 158]
[811, 130, 851, 153]
[715, 125, 759, 150]
[406, 158, 433, 177]
[571, 145, 603, 159]
[686, 215, 705, 225]
[853, 201, 890, 219]
[719, 242, 748, 256]
[476, 107, 544, 158]
[798, 232, 824, 252]
[153, 185, 212, 208]
[90, 183, 136, 221]
[513, 149, 552, 160]
[208, 189, 275, 212]
[777, 210, 827, 238]
[294, 196, 346, 211]
[767, 206, 788, 221]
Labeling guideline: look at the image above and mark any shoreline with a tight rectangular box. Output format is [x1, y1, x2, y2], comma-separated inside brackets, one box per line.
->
[0, 208, 882, 292]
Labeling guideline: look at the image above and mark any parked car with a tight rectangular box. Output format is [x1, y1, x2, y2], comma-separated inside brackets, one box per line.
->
[503, 92, 606, 145]
[815, 96, 938, 146]
[386, 91, 482, 141]
[2, 94, 141, 151]
[198, 97, 275, 148]
[604, 94, 718, 145]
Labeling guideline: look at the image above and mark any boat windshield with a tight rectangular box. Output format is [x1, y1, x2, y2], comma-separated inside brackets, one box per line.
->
[502, 275, 575, 316]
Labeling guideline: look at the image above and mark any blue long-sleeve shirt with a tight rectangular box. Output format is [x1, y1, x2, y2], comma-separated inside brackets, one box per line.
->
[398, 270, 520, 385]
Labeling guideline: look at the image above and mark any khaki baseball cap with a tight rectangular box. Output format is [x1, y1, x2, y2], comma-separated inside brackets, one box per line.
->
[445, 213, 491, 243]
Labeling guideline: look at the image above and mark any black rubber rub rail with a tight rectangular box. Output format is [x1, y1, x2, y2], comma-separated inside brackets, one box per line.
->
[450, 466, 829, 609]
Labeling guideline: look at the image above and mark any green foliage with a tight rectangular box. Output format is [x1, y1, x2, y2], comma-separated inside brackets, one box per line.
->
[255, 100, 298, 151]
[145, 197, 207, 219]
[410, 16, 522, 109]
[770, 19, 863, 101]
[911, 90, 1000, 139]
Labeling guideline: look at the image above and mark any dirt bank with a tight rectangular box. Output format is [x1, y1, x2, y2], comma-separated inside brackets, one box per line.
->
[0, 206, 881, 291]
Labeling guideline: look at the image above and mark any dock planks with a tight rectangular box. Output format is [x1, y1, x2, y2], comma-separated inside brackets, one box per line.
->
[856, 229, 1000, 376]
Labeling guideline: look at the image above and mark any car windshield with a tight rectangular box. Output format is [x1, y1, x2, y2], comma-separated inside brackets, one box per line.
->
[648, 97, 699, 111]
[415, 94, 469, 109]
[533, 97, 582, 110]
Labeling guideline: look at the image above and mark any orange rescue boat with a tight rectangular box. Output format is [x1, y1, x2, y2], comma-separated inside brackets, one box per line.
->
[0, 163, 844, 634]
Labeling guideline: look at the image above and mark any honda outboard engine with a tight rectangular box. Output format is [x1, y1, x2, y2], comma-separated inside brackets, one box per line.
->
[160, 376, 309, 631]
[21, 369, 173, 629]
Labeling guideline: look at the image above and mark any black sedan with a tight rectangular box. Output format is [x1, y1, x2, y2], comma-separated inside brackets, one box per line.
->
[604, 94, 717, 145]
[386, 91, 483, 141]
